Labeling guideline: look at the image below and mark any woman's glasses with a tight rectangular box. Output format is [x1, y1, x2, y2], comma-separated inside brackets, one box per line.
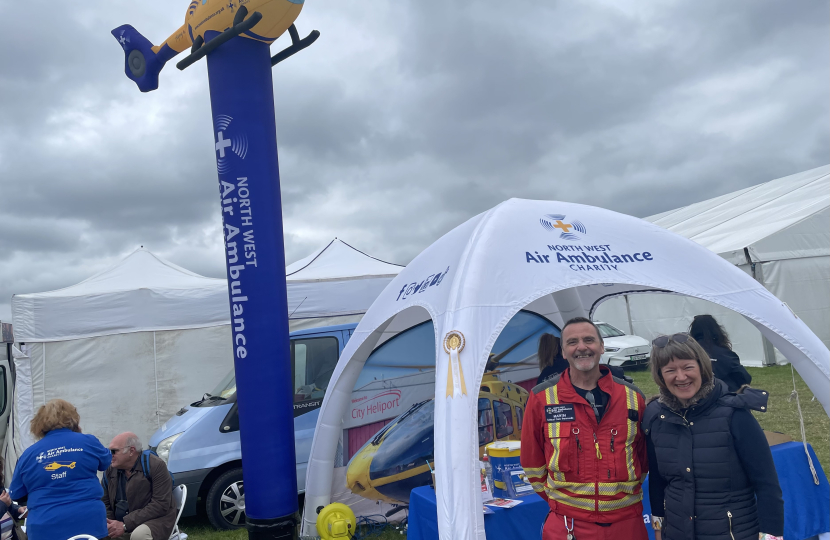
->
[652, 333, 692, 348]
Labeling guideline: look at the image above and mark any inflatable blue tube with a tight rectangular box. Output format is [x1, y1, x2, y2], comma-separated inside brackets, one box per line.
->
[205, 32, 298, 527]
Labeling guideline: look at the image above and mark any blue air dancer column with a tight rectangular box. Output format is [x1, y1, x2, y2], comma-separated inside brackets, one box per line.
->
[206, 33, 297, 538]
[111, 3, 320, 539]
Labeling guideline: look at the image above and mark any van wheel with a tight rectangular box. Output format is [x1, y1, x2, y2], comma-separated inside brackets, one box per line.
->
[206, 468, 246, 529]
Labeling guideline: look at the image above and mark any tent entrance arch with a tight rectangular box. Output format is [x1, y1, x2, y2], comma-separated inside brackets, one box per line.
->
[303, 199, 829, 539]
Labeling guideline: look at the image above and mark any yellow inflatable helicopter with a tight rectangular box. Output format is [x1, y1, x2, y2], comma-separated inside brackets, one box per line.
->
[112, 0, 319, 92]
[346, 373, 529, 504]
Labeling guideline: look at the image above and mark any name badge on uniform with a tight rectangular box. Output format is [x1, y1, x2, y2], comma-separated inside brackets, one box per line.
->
[545, 404, 576, 423]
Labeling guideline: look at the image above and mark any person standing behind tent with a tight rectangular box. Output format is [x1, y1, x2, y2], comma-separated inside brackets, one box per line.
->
[643, 333, 783, 540]
[689, 314, 751, 392]
[536, 333, 569, 385]
[8, 399, 111, 540]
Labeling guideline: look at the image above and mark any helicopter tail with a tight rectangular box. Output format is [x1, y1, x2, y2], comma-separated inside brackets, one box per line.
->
[112, 25, 175, 92]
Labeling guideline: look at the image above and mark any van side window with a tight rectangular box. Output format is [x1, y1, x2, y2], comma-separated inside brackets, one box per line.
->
[292, 337, 339, 402]
[493, 401, 514, 439]
[478, 398, 494, 446]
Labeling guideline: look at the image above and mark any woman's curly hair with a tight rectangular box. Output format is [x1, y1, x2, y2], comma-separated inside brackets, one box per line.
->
[31, 399, 81, 440]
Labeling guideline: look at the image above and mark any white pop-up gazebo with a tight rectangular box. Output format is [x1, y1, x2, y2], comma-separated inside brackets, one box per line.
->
[285, 238, 404, 329]
[6, 240, 401, 478]
[301, 199, 829, 539]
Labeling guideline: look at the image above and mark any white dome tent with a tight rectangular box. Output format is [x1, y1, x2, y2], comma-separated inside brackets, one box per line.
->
[301, 199, 829, 539]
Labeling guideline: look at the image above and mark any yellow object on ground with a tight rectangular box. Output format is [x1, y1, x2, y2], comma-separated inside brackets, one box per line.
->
[316, 503, 356, 539]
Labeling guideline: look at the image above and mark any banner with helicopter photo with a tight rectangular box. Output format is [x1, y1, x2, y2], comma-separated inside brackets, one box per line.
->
[340, 310, 557, 507]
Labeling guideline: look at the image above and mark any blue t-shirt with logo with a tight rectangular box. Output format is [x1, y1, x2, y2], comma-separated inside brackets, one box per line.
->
[9, 428, 111, 540]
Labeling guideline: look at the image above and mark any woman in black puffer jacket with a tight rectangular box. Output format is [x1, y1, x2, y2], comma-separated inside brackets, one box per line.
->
[643, 333, 783, 540]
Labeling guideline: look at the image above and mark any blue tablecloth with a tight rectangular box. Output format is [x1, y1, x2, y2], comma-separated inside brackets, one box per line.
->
[407, 442, 828, 540]
[771, 442, 829, 540]
[407, 486, 550, 540]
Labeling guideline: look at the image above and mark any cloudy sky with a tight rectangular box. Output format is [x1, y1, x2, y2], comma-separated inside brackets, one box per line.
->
[0, 0, 826, 321]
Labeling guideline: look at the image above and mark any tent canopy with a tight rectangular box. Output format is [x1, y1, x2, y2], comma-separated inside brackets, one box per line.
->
[287, 238, 402, 281]
[598, 165, 830, 363]
[13, 240, 403, 342]
[284, 239, 403, 325]
[12, 248, 228, 342]
[302, 198, 830, 540]
[647, 165, 829, 265]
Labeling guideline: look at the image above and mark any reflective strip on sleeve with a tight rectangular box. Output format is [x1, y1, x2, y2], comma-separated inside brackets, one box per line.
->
[531, 481, 547, 494]
[523, 466, 547, 477]
[624, 387, 638, 482]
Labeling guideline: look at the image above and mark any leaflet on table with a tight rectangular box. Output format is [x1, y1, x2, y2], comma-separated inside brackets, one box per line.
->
[503, 469, 534, 498]
[484, 498, 523, 509]
[479, 460, 494, 502]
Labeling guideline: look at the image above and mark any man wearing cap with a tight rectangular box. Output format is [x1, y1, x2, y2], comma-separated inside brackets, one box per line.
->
[521, 317, 649, 539]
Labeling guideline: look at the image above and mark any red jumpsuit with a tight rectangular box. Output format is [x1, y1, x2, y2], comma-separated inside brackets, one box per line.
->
[520, 367, 648, 540]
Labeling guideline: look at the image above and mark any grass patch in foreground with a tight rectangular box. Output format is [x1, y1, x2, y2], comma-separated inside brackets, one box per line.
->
[629, 364, 829, 473]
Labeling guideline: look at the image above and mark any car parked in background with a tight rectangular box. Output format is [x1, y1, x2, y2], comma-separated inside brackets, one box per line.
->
[595, 321, 651, 369]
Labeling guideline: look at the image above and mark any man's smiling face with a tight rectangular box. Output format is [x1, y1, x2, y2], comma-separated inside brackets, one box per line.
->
[562, 322, 605, 373]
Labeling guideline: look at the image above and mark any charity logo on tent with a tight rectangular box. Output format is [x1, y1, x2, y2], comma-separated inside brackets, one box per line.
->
[539, 214, 587, 241]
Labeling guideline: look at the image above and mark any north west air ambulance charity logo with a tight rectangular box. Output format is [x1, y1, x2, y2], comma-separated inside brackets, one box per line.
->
[540, 214, 587, 241]
[36, 452, 46, 464]
[213, 114, 249, 174]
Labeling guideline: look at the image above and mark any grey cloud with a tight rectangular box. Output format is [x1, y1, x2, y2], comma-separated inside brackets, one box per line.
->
[0, 0, 825, 322]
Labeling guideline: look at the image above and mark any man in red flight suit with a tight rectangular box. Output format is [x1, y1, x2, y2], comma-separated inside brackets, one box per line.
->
[521, 317, 648, 540]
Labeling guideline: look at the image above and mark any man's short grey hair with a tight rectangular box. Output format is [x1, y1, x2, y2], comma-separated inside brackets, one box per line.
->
[125, 434, 142, 452]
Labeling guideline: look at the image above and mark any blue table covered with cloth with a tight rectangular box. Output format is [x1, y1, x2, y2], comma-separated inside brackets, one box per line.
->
[407, 442, 828, 540]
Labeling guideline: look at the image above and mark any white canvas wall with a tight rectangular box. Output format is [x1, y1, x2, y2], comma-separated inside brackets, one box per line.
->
[594, 291, 768, 367]
[763, 255, 830, 360]
[10, 327, 233, 459]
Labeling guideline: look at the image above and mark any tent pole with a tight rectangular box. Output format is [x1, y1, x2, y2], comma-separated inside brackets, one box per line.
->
[624, 294, 634, 335]
[746, 248, 777, 367]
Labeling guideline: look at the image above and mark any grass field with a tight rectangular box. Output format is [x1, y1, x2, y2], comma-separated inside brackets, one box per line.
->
[180, 365, 828, 540]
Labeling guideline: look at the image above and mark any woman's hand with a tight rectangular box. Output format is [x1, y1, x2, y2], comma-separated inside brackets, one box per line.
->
[0, 490, 11, 506]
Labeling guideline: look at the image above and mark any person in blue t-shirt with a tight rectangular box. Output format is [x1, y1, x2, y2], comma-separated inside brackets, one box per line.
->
[9, 399, 111, 540]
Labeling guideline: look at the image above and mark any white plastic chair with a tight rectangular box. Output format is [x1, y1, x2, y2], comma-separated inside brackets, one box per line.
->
[170, 484, 187, 540]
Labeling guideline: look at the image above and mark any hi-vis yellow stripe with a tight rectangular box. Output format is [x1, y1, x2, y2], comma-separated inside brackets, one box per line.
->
[548, 489, 596, 511]
[598, 491, 642, 511]
[624, 387, 638, 482]
[545, 385, 565, 482]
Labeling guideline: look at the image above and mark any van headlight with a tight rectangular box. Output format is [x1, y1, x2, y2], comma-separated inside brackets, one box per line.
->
[605, 347, 620, 353]
[156, 432, 183, 463]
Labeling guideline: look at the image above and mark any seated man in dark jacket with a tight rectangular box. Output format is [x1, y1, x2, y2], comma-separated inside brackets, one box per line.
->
[103, 432, 177, 540]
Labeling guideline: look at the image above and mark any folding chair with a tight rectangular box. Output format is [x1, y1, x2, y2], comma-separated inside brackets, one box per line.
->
[170, 484, 188, 540]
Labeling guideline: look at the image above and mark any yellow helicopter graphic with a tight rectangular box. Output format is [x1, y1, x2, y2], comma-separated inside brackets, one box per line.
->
[346, 373, 529, 505]
[113, 0, 319, 92]
[43, 461, 76, 471]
